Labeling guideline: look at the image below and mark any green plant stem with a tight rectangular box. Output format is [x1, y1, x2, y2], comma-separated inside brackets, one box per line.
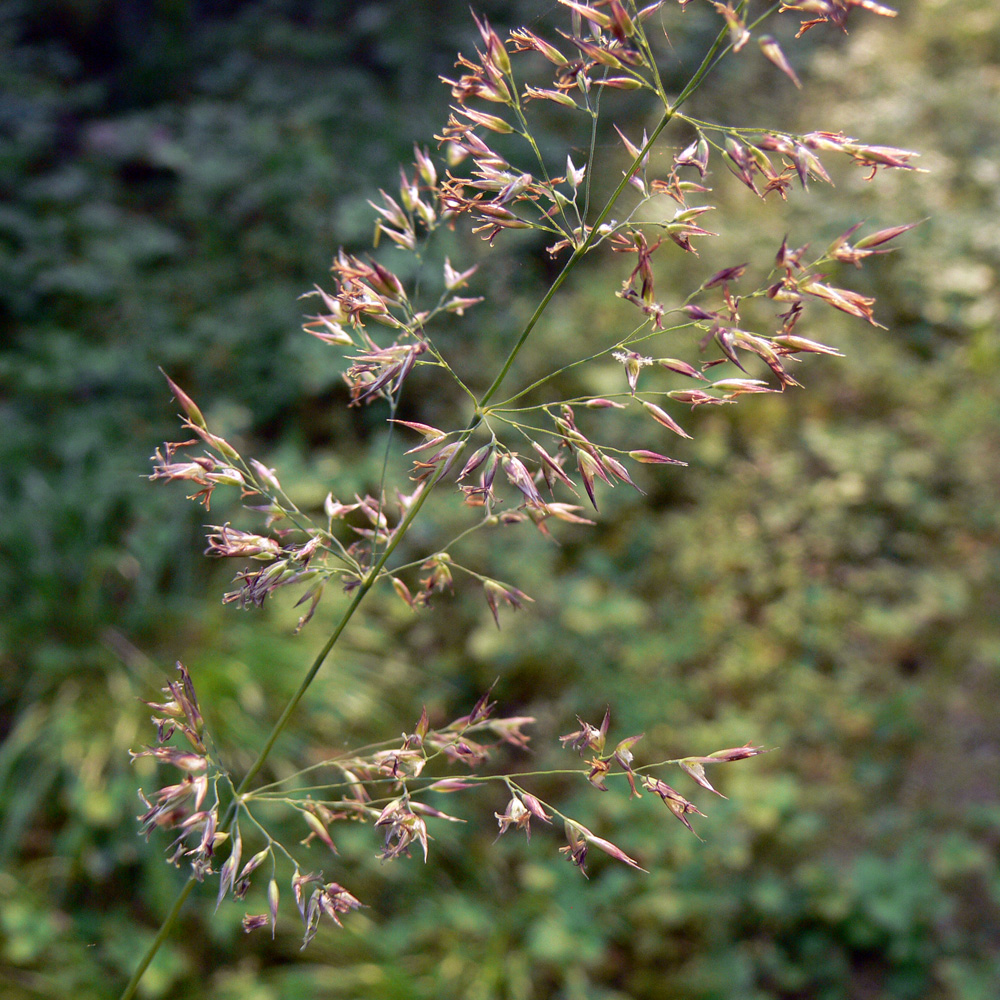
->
[119, 879, 196, 1000]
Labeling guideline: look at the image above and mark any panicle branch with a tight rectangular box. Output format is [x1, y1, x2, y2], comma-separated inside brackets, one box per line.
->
[134, 663, 770, 934]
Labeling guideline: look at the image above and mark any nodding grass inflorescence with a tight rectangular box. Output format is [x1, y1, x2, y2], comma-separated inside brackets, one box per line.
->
[127, 2, 912, 996]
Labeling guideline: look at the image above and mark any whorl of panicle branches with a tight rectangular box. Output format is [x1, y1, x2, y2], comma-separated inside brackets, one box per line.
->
[126, 1, 914, 997]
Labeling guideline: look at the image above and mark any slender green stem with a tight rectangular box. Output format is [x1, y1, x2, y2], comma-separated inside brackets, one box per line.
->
[119, 879, 196, 1000]
[493, 320, 653, 410]
[370, 396, 399, 566]
[580, 88, 601, 223]
[388, 517, 493, 574]
[674, 2, 782, 111]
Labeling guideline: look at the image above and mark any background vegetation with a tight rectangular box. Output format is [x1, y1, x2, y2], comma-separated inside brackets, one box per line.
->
[2, 1, 998, 997]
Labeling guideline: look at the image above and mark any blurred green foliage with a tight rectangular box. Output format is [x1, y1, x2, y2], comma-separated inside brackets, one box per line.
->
[2, 1, 999, 998]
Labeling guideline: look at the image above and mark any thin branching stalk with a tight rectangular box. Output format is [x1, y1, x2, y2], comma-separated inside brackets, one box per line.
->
[124, 1, 914, 992]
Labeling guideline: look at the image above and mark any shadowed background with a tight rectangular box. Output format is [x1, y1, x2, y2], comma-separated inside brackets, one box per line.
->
[1, 1, 999, 998]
